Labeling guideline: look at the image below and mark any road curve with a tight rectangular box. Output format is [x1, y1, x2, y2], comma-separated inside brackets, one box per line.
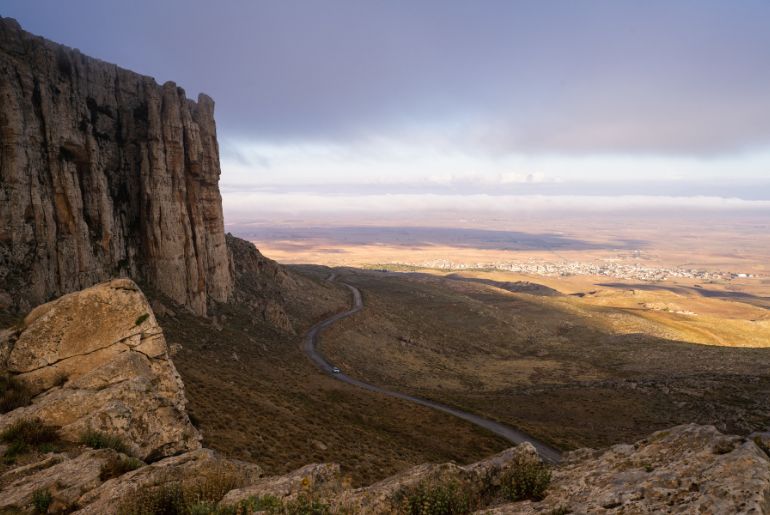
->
[303, 274, 562, 464]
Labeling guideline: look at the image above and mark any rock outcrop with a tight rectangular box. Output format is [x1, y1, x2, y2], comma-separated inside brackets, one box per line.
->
[482, 424, 770, 514]
[226, 233, 297, 333]
[0, 16, 232, 316]
[0, 449, 122, 512]
[76, 448, 262, 514]
[0, 279, 201, 460]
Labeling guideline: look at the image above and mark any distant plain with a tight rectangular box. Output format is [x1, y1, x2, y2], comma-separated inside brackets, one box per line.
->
[224, 209, 770, 454]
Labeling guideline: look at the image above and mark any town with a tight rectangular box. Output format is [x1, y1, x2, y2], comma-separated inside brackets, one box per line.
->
[388, 259, 756, 282]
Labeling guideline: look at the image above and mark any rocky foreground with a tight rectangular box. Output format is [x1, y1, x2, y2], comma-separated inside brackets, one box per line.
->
[1, 281, 769, 514]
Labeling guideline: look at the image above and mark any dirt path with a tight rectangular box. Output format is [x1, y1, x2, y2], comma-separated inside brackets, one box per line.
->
[303, 275, 562, 464]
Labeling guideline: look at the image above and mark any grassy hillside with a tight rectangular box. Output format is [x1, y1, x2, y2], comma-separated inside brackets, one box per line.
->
[320, 269, 770, 450]
[153, 259, 508, 486]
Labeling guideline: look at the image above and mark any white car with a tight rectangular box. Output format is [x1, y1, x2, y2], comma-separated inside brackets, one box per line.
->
[331, 366, 341, 374]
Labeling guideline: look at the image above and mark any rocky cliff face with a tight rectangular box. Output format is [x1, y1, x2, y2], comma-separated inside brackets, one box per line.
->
[0, 17, 232, 316]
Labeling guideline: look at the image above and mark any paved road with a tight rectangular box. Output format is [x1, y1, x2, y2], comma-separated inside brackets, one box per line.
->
[303, 274, 562, 464]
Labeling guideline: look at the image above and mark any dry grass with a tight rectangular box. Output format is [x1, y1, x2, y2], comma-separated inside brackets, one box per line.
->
[100, 455, 145, 481]
[158, 267, 508, 487]
[320, 269, 770, 451]
[80, 429, 131, 454]
[118, 466, 245, 514]
[1, 418, 59, 459]
[0, 373, 32, 414]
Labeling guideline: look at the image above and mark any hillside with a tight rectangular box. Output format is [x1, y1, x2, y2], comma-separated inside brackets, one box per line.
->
[2, 15, 769, 514]
[1, 280, 768, 513]
[321, 269, 770, 450]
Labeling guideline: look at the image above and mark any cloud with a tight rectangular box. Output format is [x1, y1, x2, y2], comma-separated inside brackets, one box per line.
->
[7, 0, 770, 157]
[222, 192, 770, 222]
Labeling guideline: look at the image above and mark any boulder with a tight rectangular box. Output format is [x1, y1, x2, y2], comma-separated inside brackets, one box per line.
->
[0, 279, 201, 460]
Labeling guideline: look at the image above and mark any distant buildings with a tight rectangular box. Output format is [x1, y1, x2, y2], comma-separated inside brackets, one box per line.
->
[393, 259, 750, 282]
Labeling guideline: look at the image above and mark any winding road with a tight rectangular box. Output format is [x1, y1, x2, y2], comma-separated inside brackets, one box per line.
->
[303, 274, 562, 464]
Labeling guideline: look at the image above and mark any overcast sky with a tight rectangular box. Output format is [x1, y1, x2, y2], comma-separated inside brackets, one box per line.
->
[4, 1, 770, 218]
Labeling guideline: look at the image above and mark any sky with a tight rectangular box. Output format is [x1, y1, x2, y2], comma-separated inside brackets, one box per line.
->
[3, 1, 770, 220]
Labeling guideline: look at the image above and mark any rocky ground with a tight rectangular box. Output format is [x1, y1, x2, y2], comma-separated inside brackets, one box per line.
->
[1, 279, 769, 514]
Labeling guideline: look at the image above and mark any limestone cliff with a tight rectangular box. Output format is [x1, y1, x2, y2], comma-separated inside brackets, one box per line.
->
[0, 17, 232, 316]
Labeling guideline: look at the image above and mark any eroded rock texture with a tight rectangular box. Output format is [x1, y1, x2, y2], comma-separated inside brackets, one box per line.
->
[0, 279, 201, 461]
[0, 17, 232, 315]
[482, 424, 770, 514]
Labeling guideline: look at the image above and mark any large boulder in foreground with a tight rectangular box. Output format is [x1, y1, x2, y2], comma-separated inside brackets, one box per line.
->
[0, 279, 201, 460]
[481, 424, 770, 514]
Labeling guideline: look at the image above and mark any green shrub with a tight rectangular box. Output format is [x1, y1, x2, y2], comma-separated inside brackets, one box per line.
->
[135, 313, 150, 326]
[396, 480, 473, 515]
[501, 457, 551, 502]
[32, 488, 53, 514]
[1, 418, 59, 457]
[80, 429, 130, 454]
[100, 455, 145, 480]
[0, 373, 32, 413]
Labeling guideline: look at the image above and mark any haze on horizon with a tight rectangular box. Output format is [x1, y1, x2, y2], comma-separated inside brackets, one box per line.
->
[5, 0, 770, 221]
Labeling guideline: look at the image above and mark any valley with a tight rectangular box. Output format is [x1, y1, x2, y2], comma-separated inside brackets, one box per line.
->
[316, 267, 769, 452]
[2, 11, 770, 512]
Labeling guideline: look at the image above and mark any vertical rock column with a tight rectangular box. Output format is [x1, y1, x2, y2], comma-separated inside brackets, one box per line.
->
[0, 16, 232, 315]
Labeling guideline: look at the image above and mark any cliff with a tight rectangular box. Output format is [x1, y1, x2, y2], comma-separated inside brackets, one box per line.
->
[0, 16, 232, 316]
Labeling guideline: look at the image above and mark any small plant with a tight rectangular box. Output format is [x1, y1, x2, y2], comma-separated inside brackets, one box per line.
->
[183, 467, 244, 507]
[121, 482, 186, 514]
[80, 429, 130, 454]
[100, 455, 144, 480]
[0, 373, 32, 413]
[38, 442, 61, 454]
[32, 488, 53, 514]
[245, 495, 284, 512]
[278, 494, 331, 515]
[1, 418, 59, 457]
[135, 313, 150, 326]
[501, 456, 551, 502]
[396, 480, 473, 515]
[712, 439, 735, 455]
[118, 468, 246, 515]
[52, 372, 68, 388]
[753, 436, 770, 458]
